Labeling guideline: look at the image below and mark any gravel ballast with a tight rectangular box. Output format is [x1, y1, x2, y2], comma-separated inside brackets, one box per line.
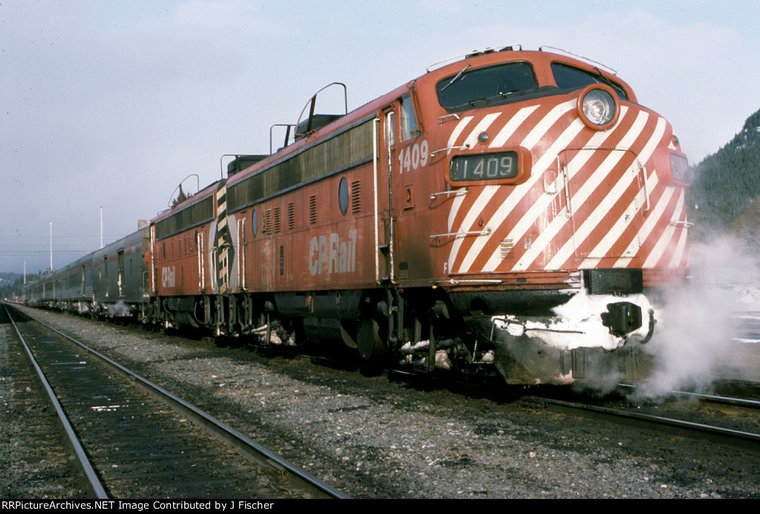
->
[4, 305, 759, 499]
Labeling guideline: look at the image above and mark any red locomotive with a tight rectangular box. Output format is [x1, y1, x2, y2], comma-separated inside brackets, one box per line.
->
[30, 46, 692, 386]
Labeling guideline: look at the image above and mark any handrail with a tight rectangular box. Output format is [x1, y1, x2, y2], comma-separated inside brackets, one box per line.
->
[429, 144, 470, 158]
[295, 82, 348, 136]
[430, 229, 491, 239]
[269, 124, 297, 154]
[373, 118, 380, 284]
[429, 189, 468, 200]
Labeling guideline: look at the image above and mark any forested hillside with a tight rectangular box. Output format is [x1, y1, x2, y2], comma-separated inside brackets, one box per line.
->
[0, 272, 21, 299]
[688, 109, 760, 243]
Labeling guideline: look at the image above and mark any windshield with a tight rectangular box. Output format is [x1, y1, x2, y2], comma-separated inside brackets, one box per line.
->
[551, 63, 628, 100]
[436, 62, 539, 112]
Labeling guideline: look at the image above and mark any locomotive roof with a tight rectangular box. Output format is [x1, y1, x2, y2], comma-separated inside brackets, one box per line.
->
[223, 47, 636, 187]
[153, 46, 637, 223]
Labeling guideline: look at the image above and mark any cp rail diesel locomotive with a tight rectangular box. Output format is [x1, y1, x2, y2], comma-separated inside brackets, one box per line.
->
[25, 46, 691, 385]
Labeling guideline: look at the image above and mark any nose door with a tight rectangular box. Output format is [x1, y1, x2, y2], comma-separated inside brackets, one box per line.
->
[554, 148, 645, 269]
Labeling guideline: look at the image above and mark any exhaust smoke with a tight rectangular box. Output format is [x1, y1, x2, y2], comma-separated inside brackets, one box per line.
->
[638, 234, 760, 398]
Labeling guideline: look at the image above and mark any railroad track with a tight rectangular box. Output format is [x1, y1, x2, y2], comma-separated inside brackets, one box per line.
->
[522, 385, 760, 448]
[388, 364, 760, 446]
[0, 307, 87, 498]
[620, 383, 760, 410]
[3, 304, 347, 499]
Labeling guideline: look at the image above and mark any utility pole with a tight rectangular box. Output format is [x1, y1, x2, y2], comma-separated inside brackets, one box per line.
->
[49, 221, 53, 271]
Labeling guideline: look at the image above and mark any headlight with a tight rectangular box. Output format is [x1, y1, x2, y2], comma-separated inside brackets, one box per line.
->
[583, 89, 615, 124]
[578, 85, 619, 130]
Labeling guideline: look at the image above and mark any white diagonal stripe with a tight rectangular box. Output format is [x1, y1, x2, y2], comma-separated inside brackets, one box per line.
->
[447, 185, 499, 269]
[458, 111, 583, 273]
[447, 116, 474, 149]
[462, 112, 502, 149]
[445, 107, 539, 267]
[447, 101, 573, 271]
[447, 189, 467, 231]
[489, 105, 540, 148]
[545, 114, 662, 270]
[502, 108, 636, 271]
[546, 155, 639, 270]
[644, 188, 685, 268]
[521, 99, 576, 149]
[668, 200, 689, 269]
[580, 171, 661, 268]
[614, 182, 675, 268]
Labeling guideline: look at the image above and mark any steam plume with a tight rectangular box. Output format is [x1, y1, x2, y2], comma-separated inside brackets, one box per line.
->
[638, 234, 760, 397]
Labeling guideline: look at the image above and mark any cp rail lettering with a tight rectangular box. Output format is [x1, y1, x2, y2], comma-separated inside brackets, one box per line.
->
[309, 229, 357, 276]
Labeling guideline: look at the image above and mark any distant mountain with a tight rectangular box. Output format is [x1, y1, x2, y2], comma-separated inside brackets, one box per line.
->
[0, 272, 19, 284]
[0, 272, 22, 298]
[687, 109, 760, 243]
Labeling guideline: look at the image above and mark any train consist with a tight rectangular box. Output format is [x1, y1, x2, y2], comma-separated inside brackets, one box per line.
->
[25, 46, 691, 385]
[25, 227, 150, 319]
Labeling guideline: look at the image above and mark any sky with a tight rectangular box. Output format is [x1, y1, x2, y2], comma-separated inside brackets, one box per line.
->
[1, 0, 759, 275]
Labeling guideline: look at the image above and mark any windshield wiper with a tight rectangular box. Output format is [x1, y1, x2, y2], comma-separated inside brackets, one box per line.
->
[499, 86, 540, 98]
[592, 67, 623, 96]
[498, 89, 522, 98]
[452, 90, 534, 110]
[440, 64, 471, 92]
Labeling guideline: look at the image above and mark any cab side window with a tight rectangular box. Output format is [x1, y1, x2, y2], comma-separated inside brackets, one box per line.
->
[400, 93, 419, 140]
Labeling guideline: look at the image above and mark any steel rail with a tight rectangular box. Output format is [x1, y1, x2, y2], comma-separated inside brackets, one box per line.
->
[3, 304, 109, 499]
[528, 395, 760, 444]
[24, 310, 348, 499]
[668, 390, 760, 409]
[618, 383, 760, 409]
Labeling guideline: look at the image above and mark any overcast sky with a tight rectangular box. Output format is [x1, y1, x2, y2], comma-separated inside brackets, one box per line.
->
[2, 0, 759, 275]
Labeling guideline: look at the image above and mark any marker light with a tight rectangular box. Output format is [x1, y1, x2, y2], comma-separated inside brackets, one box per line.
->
[670, 153, 692, 184]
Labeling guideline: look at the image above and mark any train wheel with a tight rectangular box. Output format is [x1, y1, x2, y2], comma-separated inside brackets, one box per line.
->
[357, 316, 387, 363]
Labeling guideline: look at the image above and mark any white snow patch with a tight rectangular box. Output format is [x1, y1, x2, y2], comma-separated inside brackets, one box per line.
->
[491, 291, 653, 351]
